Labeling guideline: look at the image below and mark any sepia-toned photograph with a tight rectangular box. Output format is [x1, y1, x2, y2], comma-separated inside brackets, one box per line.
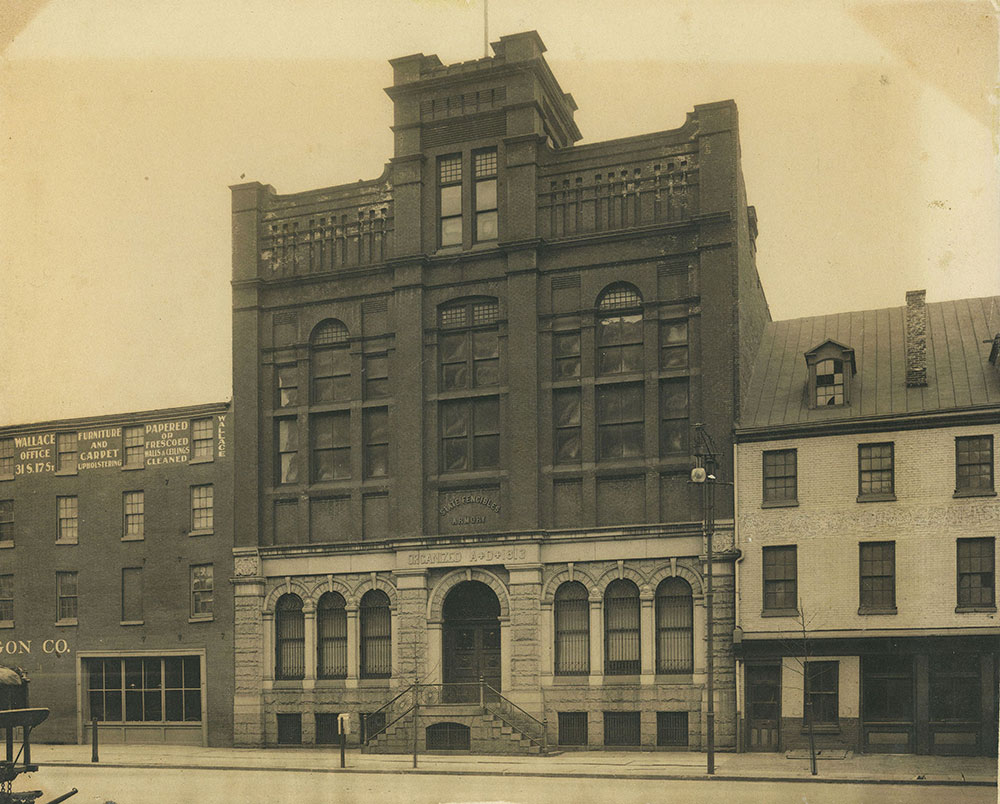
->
[0, 1, 997, 801]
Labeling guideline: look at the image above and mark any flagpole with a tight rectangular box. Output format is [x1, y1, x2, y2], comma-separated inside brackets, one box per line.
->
[484, 0, 489, 57]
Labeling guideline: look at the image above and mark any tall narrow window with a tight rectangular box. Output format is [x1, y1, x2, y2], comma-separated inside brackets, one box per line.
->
[955, 436, 994, 494]
[121, 567, 143, 623]
[56, 432, 78, 473]
[440, 398, 499, 472]
[311, 320, 351, 403]
[957, 538, 995, 608]
[762, 449, 797, 504]
[552, 329, 581, 379]
[596, 384, 643, 460]
[659, 320, 689, 370]
[553, 581, 589, 675]
[439, 154, 463, 247]
[660, 379, 689, 455]
[276, 364, 298, 408]
[0, 439, 12, 479]
[553, 388, 582, 464]
[276, 418, 299, 484]
[0, 501, 12, 544]
[190, 485, 213, 532]
[56, 571, 78, 622]
[762, 545, 797, 613]
[597, 284, 643, 375]
[858, 443, 894, 499]
[0, 575, 12, 623]
[859, 541, 895, 612]
[363, 354, 389, 400]
[123, 426, 144, 468]
[191, 417, 213, 460]
[317, 592, 348, 679]
[655, 578, 693, 673]
[474, 148, 498, 242]
[439, 300, 500, 390]
[364, 408, 388, 478]
[815, 359, 844, 405]
[275, 594, 305, 680]
[360, 589, 391, 679]
[604, 579, 640, 675]
[804, 662, 838, 725]
[190, 564, 213, 619]
[123, 491, 144, 540]
[57, 496, 78, 543]
[313, 412, 350, 481]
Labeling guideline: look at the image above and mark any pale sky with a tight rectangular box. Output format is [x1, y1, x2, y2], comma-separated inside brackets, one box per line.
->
[1, 0, 998, 425]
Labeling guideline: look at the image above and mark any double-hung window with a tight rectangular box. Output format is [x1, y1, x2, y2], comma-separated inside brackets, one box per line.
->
[123, 426, 144, 468]
[0, 501, 11, 545]
[56, 571, 78, 623]
[553, 388, 582, 464]
[804, 662, 838, 726]
[313, 412, 350, 481]
[762, 545, 797, 613]
[0, 440, 12, 480]
[190, 485, 213, 533]
[858, 443, 894, 500]
[762, 449, 797, 505]
[439, 155, 463, 247]
[56, 432, 77, 473]
[191, 418, 213, 460]
[859, 541, 895, 612]
[955, 436, 994, 495]
[957, 538, 995, 609]
[190, 564, 213, 620]
[473, 149, 498, 242]
[123, 491, 144, 540]
[57, 496, 78, 544]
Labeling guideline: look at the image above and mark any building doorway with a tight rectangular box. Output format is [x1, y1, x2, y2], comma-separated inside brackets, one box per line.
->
[442, 581, 501, 703]
[745, 664, 781, 751]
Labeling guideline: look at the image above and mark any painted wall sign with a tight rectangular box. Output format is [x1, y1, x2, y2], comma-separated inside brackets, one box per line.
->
[8, 415, 221, 474]
[145, 420, 190, 466]
[0, 639, 70, 656]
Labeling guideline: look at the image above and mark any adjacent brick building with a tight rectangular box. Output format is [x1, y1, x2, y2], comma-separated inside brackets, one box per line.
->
[229, 31, 769, 752]
[0, 404, 234, 746]
[734, 292, 1000, 756]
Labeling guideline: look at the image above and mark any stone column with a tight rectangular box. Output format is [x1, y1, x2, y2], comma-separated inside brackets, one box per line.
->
[393, 569, 429, 686]
[539, 601, 553, 683]
[640, 588, 655, 685]
[232, 551, 266, 747]
[589, 592, 603, 685]
[303, 604, 317, 689]
[346, 604, 360, 688]
[508, 565, 542, 712]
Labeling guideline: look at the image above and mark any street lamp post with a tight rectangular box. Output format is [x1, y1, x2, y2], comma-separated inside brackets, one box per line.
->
[691, 424, 717, 775]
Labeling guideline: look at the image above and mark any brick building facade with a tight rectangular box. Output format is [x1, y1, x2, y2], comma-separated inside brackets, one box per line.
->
[0, 404, 234, 746]
[734, 292, 1000, 756]
[229, 32, 769, 751]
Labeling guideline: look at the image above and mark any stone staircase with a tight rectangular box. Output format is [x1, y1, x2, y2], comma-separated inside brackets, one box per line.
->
[363, 705, 545, 756]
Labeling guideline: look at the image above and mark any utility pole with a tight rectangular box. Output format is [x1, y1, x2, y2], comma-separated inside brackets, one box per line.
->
[691, 423, 717, 775]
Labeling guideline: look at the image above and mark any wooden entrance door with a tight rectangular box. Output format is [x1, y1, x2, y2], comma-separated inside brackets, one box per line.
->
[746, 664, 781, 751]
[442, 581, 501, 703]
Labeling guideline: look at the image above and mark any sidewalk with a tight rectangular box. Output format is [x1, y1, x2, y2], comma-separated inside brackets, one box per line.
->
[26, 743, 998, 787]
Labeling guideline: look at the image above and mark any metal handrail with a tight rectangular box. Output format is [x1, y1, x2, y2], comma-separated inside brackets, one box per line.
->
[363, 684, 415, 745]
[482, 681, 548, 752]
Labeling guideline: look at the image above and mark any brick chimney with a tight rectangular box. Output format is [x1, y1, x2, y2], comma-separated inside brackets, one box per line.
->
[905, 289, 928, 387]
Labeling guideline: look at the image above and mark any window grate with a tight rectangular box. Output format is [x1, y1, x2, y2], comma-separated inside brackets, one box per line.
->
[598, 285, 642, 311]
[439, 155, 462, 184]
[603, 711, 641, 746]
[276, 713, 302, 745]
[656, 711, 688, 746]
[315, 713, 340, 744]
[312, 320, 349, 346]
[558, 712, 588, 746]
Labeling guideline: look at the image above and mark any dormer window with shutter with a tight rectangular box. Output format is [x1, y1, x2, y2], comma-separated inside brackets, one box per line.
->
[804, 340, 856, 409]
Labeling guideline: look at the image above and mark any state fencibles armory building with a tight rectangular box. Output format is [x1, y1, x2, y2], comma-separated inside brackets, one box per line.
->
[0, 404, 234, 746]
[229, 31, 769, 752]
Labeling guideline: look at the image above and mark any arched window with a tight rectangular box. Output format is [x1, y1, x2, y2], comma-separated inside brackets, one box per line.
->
[311, 319, 351, 403]
[554, 581, 590, 675]
[604, 579, 640, 675]
[655, 578, 693, 674]
[438, 299, 500, 391]
[360, 589, 391, 679]
[317, 592, 347, 679]
[275, 594, 305, 680]
[596, 284, 643, 376]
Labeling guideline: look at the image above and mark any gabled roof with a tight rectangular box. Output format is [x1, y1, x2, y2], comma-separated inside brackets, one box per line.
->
[804, 339, 857, 374]
[739, 296, 1000, 430]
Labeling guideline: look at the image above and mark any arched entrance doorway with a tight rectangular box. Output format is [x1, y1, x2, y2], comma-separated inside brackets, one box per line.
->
[442, 581, 501, 702]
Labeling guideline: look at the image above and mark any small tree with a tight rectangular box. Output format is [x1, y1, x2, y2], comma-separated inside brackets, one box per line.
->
[775, 599, 818, 775]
